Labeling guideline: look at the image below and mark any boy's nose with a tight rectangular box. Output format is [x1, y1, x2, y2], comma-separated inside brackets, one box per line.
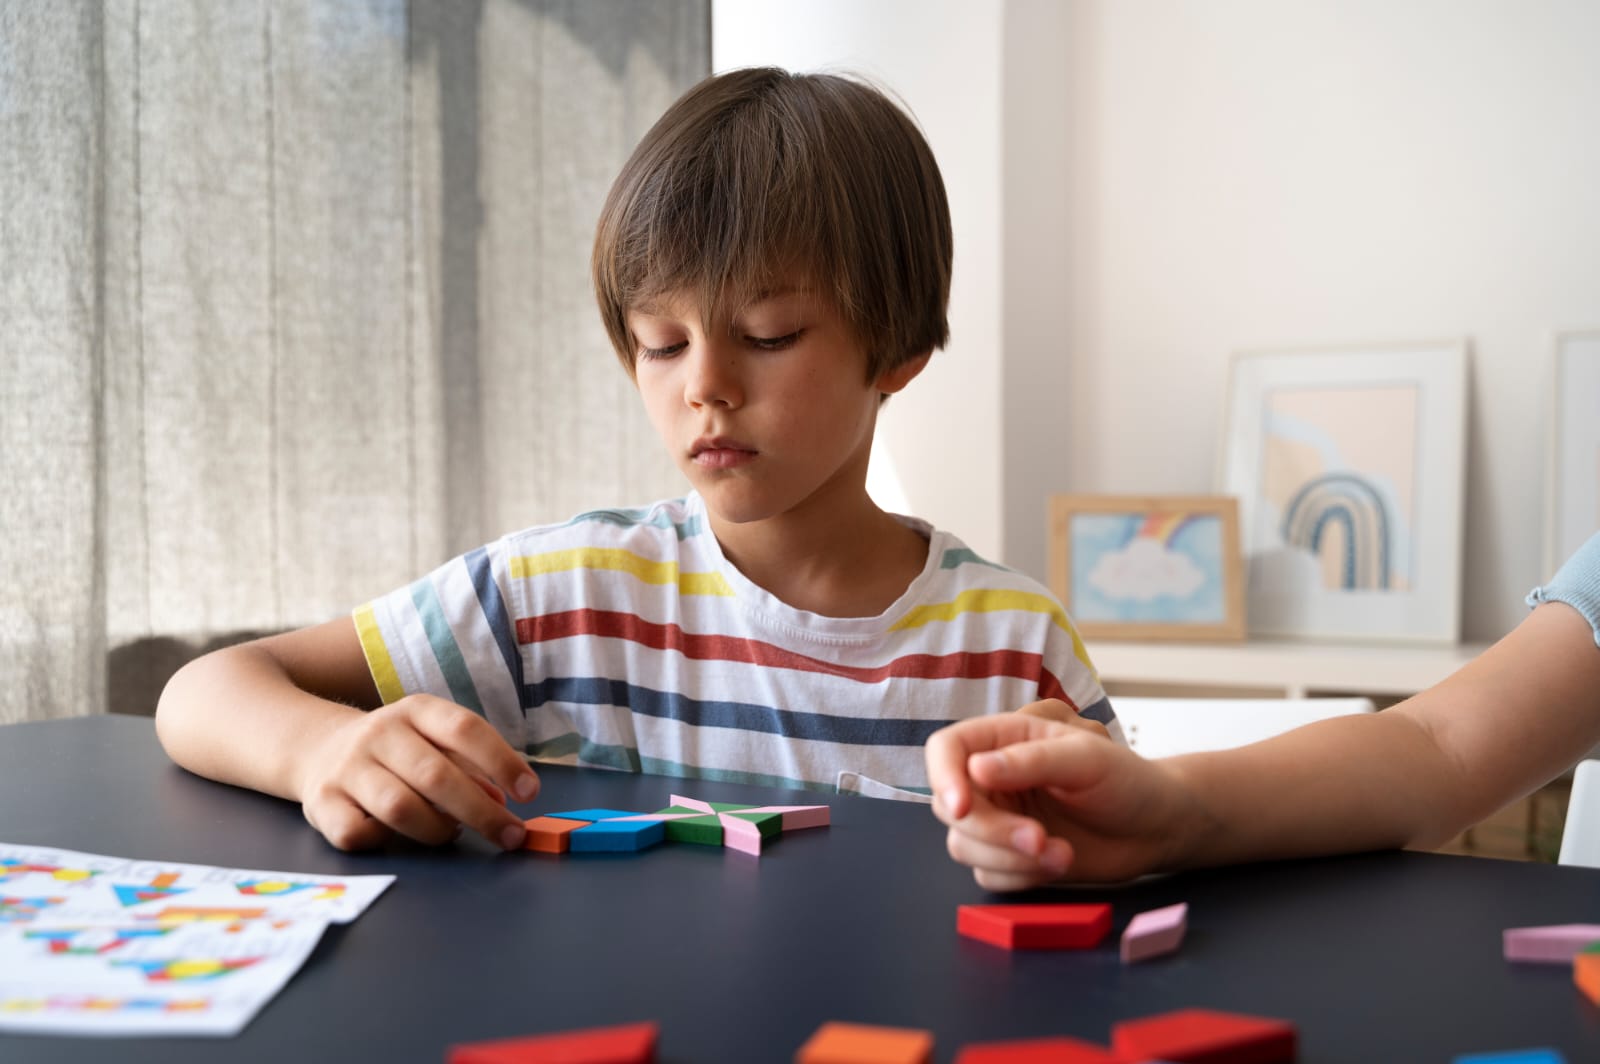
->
[684, 343, 743, 409]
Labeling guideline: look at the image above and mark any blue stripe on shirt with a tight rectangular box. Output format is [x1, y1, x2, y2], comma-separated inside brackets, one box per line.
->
[465, 546, 525, 709]
[410, 578, 483, 714]
[525, 676, 952, 746]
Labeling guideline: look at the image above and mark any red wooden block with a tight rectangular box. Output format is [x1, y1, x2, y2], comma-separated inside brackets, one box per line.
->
[795, 1021, 935, 1064]
[956, 904, 1113, 950]
[447, 1021, 657, 1064]
[522, 816, 590, 854]
[1111, 1008, 1296, 1064]
[952, 1035, 1124, 1063]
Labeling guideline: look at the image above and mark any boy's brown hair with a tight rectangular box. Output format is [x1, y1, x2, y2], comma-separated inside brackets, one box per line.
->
[592, 67, 952, 382]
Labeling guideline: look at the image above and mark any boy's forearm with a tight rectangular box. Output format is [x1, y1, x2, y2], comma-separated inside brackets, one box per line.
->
[155, 644, 363, 803]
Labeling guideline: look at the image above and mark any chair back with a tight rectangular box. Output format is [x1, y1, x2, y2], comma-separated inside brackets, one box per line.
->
[1112, 695, 1378, 759]
[1559, 759, 1600, 868]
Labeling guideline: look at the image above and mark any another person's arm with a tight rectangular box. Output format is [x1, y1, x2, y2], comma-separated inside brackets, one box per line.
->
[929, 537, 1600, 889]
[156, 617, 537, 852]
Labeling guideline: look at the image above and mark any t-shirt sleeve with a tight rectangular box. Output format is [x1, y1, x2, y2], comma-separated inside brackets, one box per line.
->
[350, 542, 528, 747]
[1527, 531, 1600, 649]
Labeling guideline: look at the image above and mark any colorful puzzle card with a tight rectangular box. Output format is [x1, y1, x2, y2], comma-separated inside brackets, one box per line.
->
[0, 842, 393, 1037]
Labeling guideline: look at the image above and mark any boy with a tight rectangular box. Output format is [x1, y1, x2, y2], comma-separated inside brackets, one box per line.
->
[156, 67, 1117, 854]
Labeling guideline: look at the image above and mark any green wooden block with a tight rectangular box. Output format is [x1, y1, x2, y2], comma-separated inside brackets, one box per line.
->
[725, 811, 783, 838]
[659, 814, 723, 845]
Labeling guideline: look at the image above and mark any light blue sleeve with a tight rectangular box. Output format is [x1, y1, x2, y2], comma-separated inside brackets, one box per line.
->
[1527, 531, 1600, 648]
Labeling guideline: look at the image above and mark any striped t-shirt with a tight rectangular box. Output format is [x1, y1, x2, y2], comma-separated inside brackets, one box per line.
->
[354, 493, 1117, 799]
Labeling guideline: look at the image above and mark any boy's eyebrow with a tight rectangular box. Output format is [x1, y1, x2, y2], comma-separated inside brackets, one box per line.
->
[628, 287, 806, 319]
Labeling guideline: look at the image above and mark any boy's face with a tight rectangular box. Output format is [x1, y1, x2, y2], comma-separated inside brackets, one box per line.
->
[627, 286, 923, 528]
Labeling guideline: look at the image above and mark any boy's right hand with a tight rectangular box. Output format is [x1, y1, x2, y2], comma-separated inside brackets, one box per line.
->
[296, 695, 539, 852]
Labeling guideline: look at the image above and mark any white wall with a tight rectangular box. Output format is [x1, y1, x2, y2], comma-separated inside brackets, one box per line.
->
[712, 0, 1007, 561]
[717, 1, 1600, 643]
[1058, 1, 1600, 641]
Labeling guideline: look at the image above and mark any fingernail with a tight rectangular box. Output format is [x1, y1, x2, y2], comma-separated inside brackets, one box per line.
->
[1041, 844, 1070, 874]
[513, 775, 538, 802]
[973, 750, 1004, 771]
[942, 788, 963, 813]
[451, 824, 465, 842]
[1010, 826, 1039, 856]
[500, 824, 526, 850]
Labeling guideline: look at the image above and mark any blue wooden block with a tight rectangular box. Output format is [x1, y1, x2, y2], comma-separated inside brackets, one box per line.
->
[1453, 1051, 1568, 1064]
[546, 808, 642, 822]
[568, 819, 666, 853]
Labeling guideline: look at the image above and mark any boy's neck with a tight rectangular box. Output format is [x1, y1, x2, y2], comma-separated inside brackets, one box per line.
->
[708, 495, 930, 619]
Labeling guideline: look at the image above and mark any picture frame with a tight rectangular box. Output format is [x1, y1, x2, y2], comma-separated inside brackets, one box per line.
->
[1048, 494, 1246, 642]
[1549, 330, 1600, 573]
[1218, 340, 1468, 644]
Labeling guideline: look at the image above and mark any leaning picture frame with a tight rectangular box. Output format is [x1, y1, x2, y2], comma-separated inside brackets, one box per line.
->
[1048, 494, 1246, 642]
[1549, 330, 1600, 573]
[1218, 340, 1468, 644]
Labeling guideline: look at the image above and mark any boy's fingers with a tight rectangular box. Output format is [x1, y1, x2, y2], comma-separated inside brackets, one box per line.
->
[374, 735, 527, 849]
[946, 823, 1072, 878]
[410, 700, 541, 805]
[306, 794, 394, 852]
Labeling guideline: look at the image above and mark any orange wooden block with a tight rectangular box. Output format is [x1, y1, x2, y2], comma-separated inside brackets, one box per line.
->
[523, 816, 590, 854]
[447, 1021, 657, 1064]
[795, 1021, 935, 1064]
[1111, 1008, 1296, 1064]
[1575, 947, 1600, 1005]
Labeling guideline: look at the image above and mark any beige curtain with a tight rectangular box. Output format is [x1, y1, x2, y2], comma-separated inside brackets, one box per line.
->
[0, 0, 708, 723]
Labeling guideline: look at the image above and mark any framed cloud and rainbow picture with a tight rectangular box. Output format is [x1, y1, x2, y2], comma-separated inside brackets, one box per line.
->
[1048, 494, 1246, 642]
[1219, 340, 1468, 644]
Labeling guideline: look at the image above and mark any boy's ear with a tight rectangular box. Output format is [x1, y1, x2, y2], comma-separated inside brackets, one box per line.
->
[875, 352, 931, 396]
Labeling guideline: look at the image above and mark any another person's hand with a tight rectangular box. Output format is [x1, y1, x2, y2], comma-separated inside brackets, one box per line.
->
[295, 695, 540, 852]
[926, 704, 1195, 889]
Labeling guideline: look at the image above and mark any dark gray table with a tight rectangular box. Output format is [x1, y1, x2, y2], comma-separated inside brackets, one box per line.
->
[3, 715, 1600, 1063]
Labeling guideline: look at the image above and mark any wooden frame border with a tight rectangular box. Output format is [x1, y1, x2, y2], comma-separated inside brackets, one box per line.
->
[1049, 493, 1246, 643]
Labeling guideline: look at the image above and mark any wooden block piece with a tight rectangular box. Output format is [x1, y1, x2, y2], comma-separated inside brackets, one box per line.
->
[568, 819, 666, 853]
[754, 804, 831, 830]
[546, 809, 643, 823]
[1451, 1051, 1569, 1064]
[956, 904, 1113, 951]
[952, 1035, 1124, 1063]
[668, 795, 717, 814]
[725, 810, 784, 838]
[660, 814, 724, 846]
[523, 816, 589, 854]
[1121, 902, 1189, 963]
[795, 1021, 934, 1064]
[447, 1020, 658, 1063]
[1502, 924, 1600, 963]
[1111, 1008, 1296, 1064]
[720, 813, 767, 856]
[1575, 944, 1600, 1005]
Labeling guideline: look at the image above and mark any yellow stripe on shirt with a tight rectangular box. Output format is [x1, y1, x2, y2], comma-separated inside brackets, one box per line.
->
[890, 588, 1099, 679]
[509, 548, 733, 597]
[352, 603, 407, 704]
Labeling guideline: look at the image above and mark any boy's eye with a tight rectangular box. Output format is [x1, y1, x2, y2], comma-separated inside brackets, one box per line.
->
[637, 341, 687, 361]
[747, 330, 802, 351]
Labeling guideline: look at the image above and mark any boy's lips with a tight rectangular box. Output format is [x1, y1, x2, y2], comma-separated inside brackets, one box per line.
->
[690, 436, 758, 470]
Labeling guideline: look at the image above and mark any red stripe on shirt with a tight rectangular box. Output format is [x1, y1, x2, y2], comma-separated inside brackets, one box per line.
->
[514, 608, 1081, 711]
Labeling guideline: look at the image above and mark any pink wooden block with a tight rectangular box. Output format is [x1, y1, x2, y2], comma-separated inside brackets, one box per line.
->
[608, 813, 702, 822]
[668, 795, 716, 814]
[741, 804, 830, 830]
[1503, 924, 1600, 963]
[1120, 902, 1188, 963]
[718, 813, 765, 855]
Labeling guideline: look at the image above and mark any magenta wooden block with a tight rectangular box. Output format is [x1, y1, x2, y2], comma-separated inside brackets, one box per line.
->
[1121, 902, 1188, 963]
[1503, 924, 1600, 963]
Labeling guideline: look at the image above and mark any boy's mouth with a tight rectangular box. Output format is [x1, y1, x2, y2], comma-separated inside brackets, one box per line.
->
[690, 436, 758, 469]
